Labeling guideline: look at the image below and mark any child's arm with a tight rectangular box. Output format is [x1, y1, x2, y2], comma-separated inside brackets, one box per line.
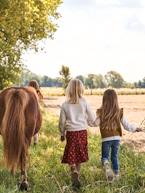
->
[93, 117, 100, 127]
[59, 107, 66, 140]
[121, 117, 141, 132]
[88, 109, 100, 127]
[86, 102, 99, 127]
[87, 118, 100, 127]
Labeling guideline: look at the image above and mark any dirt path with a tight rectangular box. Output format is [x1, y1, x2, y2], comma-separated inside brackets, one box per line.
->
[44, 95, 145, 152]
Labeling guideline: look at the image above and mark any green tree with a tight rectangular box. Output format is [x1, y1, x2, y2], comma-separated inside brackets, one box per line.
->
[76, 75, 85, 84]
[59, 65, 71, 89]
[105, 71, 125, 88]
[85, 74, 96, 95]
[85, 74, 95, 89]
[0, 0, 62, 89]
[93, 74, 107, 88]
[135, 77, 145, 88]
[124, 82, 135, 88]
[0, 55, 22, 89]
[20, 68, 41, 86]
[40, 76, 62, 87]
[142, 78, 145, 88]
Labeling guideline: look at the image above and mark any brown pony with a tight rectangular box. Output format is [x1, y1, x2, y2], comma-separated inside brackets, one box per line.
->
[0, 86, 42, 191]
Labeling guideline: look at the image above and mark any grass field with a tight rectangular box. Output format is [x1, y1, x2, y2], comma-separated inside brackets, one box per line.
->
[41, 87, 145, 97]
[0, 106, 144, 192]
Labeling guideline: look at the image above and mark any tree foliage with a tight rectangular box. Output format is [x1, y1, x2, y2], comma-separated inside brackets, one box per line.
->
[105, 71, 125, 88]
[76, 75, 85, 84]
[93, 74, 107, 88]
[85, 74, 95, 89]
[0, 0, 62, 89]
[59, 65, 71, 89]
[84, 74, 106, 89]
[19, 68, 145, 89]
[134, 77, 145, 88]
[20, 68, 62, 87]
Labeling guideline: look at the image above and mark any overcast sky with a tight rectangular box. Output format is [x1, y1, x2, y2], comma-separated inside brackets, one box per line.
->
[22, 0, 145, 82]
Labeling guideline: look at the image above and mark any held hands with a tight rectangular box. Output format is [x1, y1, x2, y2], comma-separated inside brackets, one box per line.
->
[136, 127, 142, 132]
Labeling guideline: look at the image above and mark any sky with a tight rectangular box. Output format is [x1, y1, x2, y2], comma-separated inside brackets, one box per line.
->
[22, 0, 145, 82]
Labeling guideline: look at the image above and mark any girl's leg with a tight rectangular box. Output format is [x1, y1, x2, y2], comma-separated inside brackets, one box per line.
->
[102, 141, 111, 165]
[33, 133, 38, 145]
[70, 164, 81, 189]
[70, 164, 77, 173]
[102, 141, 114, 181]
[76, 164, 81, 173]
[76, 164, 81, 182]
[111, 140, 120, 175]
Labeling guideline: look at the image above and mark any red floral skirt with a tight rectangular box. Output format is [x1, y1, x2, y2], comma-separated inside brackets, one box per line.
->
[62, 130, 88, 165]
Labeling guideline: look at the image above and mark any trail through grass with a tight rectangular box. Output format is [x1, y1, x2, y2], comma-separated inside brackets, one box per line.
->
[0, 108, 144, 192]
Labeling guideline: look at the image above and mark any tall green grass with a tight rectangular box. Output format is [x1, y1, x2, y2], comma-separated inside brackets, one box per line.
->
[0, 108, 144, 192]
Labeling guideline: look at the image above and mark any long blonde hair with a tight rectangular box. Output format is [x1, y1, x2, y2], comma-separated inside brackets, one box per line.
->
[66, 79, 84, 104]
[98, 89, 122, 130]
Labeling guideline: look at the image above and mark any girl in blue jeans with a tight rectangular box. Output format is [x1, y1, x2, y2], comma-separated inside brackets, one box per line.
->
[94, 89, 142, 181]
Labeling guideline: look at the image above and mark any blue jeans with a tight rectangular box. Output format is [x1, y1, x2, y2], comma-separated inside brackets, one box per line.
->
[102, 140, 120, 174]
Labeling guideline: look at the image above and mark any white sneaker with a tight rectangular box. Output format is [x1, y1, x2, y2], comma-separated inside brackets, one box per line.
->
[114, 174, 120, 181]
[103, 160, 114, 182]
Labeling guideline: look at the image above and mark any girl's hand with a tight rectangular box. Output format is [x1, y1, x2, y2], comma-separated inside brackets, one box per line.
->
[60, 136, 65, 142]
[136, 128, 142, 132]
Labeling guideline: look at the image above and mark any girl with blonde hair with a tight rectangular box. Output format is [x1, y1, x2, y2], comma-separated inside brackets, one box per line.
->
[59, 79, 96, 190]
[94, 89, 142, 181]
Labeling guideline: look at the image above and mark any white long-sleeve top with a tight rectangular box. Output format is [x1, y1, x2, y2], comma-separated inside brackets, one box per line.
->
[59, 98, 96, 136]
[93, 116, 137, 142]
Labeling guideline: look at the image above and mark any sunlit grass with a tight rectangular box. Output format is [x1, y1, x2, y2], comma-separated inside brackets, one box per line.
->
[41, 87, 145, 97]
[0, 108, 144, 192]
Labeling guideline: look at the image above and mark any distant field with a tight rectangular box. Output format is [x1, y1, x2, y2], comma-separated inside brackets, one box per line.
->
[43, 95, 145, 124]
[41, 87, 145, 97]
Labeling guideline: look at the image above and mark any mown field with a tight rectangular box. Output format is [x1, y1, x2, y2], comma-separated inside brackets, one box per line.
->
[0, 106, 144, 193]
[43, 95, 145, 124]
[41, 87, 145, 97]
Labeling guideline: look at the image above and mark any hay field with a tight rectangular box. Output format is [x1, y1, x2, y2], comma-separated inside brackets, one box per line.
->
[44, 95, 145, 123]
[41, 87, 145, 96]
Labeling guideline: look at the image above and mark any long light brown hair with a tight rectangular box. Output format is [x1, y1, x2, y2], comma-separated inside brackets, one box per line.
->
[98, 89, 122, 130]
[66, 79, 84, 104]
